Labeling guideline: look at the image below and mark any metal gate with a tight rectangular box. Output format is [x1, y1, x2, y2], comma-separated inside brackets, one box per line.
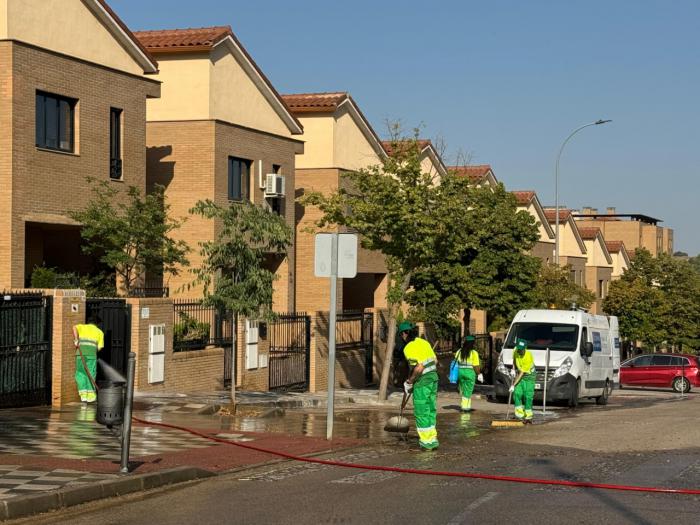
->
[86, 299, 131, 378]
[0, 293, 52, 408]
[268, 313, 311, 392]
[336, 311, 374, 385]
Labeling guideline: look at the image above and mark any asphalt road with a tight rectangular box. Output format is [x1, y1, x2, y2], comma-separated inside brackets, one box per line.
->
[17, 389, 700, 525]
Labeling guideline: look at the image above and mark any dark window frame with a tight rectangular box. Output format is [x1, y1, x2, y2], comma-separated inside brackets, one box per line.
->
[228, 156, 251, 202]
[110, 107, 123, 180]
[36, 91, 76, 153]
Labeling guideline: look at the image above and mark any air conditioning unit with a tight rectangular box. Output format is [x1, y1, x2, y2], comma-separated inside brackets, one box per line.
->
[264, 174, 285, 198]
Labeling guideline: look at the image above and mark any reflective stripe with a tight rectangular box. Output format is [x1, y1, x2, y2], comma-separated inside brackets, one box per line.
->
[416, 426, 436, 433]
[458, 365, 473, 369]
[422, 365, 436, 374]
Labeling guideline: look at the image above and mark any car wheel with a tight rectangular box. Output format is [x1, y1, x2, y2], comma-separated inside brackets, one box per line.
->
[568, 379, 580, 408]
[672, 377, 691, 394]
[596, 380, 611, 405]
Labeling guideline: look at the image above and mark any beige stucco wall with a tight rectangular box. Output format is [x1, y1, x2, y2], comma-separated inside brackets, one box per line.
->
[333, 107, 383, 171]
[293, 114, 335, 169]
[146, 47, 294, 139]
[520, 204, 552, 243]
[583, 238, 612, 268]
[1, 0, 145, 76]
[145, 54, 211, 122]
[561, 256, 586, 288]
[610, 252, 628, 279]
[209, 44, 293, 138]
[585, 266, 613, 314]
[556, 221, 586, 258]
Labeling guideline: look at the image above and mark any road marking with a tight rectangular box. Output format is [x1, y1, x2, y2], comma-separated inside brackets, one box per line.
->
[446, 492, 499, 525]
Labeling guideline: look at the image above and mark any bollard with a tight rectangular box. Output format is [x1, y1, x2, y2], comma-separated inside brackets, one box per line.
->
[120, 352, 136, 474]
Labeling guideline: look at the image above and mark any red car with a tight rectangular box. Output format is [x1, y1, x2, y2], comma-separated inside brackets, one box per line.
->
[620, 353, 700, 393]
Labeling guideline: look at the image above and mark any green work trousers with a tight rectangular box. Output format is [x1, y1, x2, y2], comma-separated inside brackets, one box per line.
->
[458, 368, 476, 411]
[413, 371, 439, 449]
[514, 376, 535, 420]
[75, 355, 97, 402]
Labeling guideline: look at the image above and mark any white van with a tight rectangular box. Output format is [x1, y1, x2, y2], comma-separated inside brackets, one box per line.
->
[494, 309, 620, 407]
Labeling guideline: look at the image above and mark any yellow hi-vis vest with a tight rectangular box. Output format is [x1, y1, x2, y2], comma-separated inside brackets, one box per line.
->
[514, 350, 536, 379]
[75, 324, 105, 358]
[403, 337, 437, 375]
[455, 349, 480, 369]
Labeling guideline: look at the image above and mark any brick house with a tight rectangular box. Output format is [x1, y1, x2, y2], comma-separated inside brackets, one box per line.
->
[0, 0, 160, 289]
[605, 241, 630, 280]
[280, 92, 388, 313]
[512, 190, 556, 264]
[575, 208, 674, 257]
[544, 209, 589, 292]
[134, 26, 304, 310]
[577, 227, 614, 314]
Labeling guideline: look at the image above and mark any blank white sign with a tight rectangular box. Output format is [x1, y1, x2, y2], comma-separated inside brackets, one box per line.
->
[314, 233, 358, 278]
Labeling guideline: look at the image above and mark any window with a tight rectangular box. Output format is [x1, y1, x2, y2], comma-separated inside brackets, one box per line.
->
[670, 356, 689, 367]
[633, 355, 653, 367]
[270, 164, 283, 216]
[504, 323, 579, 351]
[569, 270, 576, 283]
[228, 157, 251, 201]
[651, 355, 672, 366]
[598, 279, 604, 298]
[36, 91, 75, 152]
[110, 108, 122, 179]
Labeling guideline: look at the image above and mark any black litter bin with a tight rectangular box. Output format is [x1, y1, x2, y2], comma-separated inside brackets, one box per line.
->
[96, 380, 125, 427]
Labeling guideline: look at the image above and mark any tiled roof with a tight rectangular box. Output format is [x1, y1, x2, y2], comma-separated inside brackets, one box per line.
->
[281, 92, 349, 113]
[134, 26, 232, 51]
[95, 0, 158, 72]
[449, 165, 493, 182]
[381, 139, 433, 156]
[512, 190, 536, 205]
[577, 227, 602, 240]
[544, 209, 573, 222]
[606, 241, 625, 253]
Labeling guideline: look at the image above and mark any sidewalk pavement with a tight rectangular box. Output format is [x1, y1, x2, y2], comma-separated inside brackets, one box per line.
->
[0, 385, 510, 520]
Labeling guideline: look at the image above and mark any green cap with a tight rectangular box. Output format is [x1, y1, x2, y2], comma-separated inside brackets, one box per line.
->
[516, 339, 527, 350]
[397, 321, 416, 333]
[464, 335, 476, 342]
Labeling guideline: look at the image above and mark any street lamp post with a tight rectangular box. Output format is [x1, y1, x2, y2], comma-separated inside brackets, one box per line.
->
[554, 119, 612, 265]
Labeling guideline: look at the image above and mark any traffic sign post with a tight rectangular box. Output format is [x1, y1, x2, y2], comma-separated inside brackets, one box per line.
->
[315, 232, 357, 440]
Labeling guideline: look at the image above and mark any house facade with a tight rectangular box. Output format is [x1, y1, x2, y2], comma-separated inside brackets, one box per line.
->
[135, 26, 304, 311]
[605, 241, 630, 280]
[577, 227, 614, 314]
[512, 191, 556, 264]
[544, 209, 588, 290]
[0, 0, 160, 289]
[281, 92, 388, 313]
[575, 208, 673, 257]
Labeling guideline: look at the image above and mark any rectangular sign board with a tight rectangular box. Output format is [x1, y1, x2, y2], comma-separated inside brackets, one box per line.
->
[314, 233, 358, 278]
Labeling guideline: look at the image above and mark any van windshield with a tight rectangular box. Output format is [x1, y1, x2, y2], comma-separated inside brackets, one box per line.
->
[505, 323, 579, 351]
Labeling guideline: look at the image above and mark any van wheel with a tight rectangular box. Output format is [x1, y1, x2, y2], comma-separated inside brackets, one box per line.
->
[568, 379, 580, 408]
[596, 380, 611, 405]
[672, 377, 691, 394]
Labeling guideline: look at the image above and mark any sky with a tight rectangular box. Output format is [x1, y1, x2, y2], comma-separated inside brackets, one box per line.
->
[112, 0, 700, 254]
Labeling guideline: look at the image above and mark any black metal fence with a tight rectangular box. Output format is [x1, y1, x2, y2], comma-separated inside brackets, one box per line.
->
[336, 311, 374, 384]
[173, 300, 232, 352]
[0, 293, 53, 408]
[130, 287, 169, 298]
[86, 298, 131, 377]
[268, 313, 311, 391]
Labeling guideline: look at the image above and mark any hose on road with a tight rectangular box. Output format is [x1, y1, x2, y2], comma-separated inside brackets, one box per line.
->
[132, 417, 700, 496]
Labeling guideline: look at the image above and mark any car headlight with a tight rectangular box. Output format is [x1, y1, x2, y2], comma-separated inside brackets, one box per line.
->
[552, 357, 573, 378]
[497, 354, 509, 375]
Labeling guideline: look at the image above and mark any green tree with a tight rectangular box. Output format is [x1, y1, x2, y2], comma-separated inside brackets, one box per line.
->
[189, 199, 293, 402]
[603, 249, 700, 351]
[688, 254, 700, 275]
[408, 183, 541, 334]
[70, 180, 189, 296]
[533, 264, 596, 310]
[302, 132, 470, 399]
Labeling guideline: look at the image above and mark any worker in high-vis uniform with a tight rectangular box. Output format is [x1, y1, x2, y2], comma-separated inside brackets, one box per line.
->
[510, 339, 535, 423]
[72, 314, 104, 403]
[455, 335, 484, 412]
[399, 321, 439, 450]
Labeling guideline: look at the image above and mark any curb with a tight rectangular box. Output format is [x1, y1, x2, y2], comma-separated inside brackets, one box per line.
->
[0, 466, 214, 522]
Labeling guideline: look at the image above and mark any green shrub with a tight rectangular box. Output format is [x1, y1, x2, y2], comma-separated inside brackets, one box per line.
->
[173, 312, 210, 350]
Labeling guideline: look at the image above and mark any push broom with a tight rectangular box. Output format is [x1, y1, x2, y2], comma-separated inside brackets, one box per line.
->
[491, 375, 524, 428]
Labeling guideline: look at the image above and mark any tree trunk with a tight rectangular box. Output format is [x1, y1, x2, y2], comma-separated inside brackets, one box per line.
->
[464, 308, 472, 335]
[377, 272, 412, 401]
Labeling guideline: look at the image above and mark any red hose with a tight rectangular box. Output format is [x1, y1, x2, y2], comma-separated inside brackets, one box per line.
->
[132, 417, 700, 496]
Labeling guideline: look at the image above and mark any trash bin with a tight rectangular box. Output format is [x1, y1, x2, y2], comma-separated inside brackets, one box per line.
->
[96, 380, 125, 427]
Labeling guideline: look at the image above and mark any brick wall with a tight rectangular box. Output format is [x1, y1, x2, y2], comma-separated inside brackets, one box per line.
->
[146, 120, 298, 312]
[50, 290, 85, 406]
[3, 42, 158, 289]
[0, 43, 13, 288]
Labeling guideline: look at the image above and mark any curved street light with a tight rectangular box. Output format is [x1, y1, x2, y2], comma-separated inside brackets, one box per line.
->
[554, 119, 612, 265]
